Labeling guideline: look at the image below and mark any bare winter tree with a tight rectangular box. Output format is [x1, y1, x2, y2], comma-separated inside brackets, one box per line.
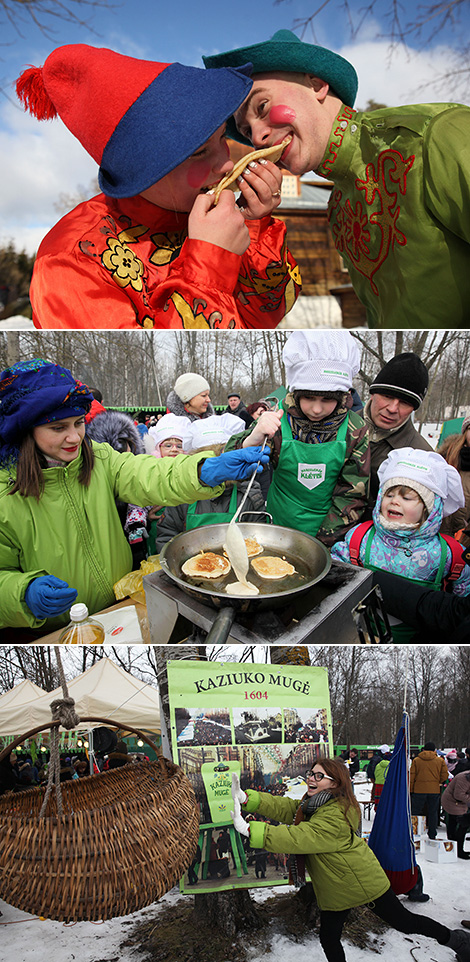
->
[0, 645, 60, 690]
[278, 0, 470, 98]
[1, 0, 112, 42]
[2, 329, 470, 416]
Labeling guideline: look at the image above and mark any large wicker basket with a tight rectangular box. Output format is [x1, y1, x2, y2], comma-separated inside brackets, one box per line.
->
[0, 718, 199, 922]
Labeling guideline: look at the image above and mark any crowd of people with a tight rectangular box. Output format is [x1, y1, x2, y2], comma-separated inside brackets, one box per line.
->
[0, 739, 149, 795]
[2, 331, 470, 639]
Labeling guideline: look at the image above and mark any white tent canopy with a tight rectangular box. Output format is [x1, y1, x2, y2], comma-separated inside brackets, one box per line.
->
[0, 678, 46, 711]
[0, 659, 161, 738]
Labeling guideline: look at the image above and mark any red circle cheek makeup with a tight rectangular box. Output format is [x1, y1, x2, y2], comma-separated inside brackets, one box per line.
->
[186, 160, 212, 189]
[268, 105, 296, 125]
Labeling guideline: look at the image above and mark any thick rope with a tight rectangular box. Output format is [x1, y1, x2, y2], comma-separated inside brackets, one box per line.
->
[39, 647, 81, 819]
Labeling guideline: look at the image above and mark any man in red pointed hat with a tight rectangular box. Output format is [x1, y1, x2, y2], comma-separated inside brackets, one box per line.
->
[16, 45, 300, 330]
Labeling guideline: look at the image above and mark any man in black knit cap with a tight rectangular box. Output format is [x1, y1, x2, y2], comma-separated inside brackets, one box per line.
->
[363, 352, 432, 512]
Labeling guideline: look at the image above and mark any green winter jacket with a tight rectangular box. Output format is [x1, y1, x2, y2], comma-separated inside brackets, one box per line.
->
[317, 102, 470, 328]
[244, 790, 390, 911]
[373, 759, 390, 787]
[0, 441, 223, 632]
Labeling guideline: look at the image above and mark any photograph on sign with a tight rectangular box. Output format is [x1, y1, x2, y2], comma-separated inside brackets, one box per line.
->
[167, 661, 333, 894]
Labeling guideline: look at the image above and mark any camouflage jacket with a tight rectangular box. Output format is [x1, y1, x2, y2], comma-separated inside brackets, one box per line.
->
[225, 396, 370, 547]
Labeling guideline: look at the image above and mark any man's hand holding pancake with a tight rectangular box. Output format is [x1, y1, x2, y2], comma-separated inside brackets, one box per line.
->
[236, 158, 283, 219]
[211, 137, 291, 220]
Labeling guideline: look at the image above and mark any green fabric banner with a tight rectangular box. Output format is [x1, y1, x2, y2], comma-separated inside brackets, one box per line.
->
[167, 660, 332, 894]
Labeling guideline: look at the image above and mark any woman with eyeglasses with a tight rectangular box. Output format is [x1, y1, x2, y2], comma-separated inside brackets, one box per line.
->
[231, 758, 469, 962]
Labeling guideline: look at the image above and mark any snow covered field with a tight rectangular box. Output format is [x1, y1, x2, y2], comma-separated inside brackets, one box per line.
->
[1, 782, 468, 962]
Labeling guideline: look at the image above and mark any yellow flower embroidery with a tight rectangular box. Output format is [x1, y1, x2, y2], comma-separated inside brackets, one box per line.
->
[150, 231, 186, 266]
[102, 236, 145, 291]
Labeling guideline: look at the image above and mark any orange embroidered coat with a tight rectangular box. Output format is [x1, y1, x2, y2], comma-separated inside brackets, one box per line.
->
[317, 102, 470, 330]
[30, 193, 300, 329]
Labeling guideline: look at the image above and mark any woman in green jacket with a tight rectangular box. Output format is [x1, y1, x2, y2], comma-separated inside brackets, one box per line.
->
[0, 359, 269, 638]
[231, 758, 469, 962]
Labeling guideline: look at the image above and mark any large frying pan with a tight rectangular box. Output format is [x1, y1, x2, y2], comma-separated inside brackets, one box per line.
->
[159, 522, 331, 643]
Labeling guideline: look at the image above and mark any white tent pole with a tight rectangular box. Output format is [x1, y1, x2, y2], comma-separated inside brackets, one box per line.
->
[402, 648, 409, 713]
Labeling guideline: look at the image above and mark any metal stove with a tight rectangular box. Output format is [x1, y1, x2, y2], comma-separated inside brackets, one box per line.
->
[143, 562, 390, 644]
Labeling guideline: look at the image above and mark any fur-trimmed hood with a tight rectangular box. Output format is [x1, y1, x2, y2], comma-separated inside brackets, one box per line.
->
[86, 410, 144, 454]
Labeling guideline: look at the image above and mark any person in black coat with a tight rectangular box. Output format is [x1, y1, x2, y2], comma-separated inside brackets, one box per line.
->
[348, 748, 360, 778]
[452, 749, 470, 777]
[372, 570, 470, 643]
[225, 393, 253, 428]
[0, 752, 19, 795]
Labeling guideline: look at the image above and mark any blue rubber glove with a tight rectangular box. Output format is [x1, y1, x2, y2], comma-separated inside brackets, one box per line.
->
[24, 576, 78, 618]
[199, 446, 270, 487]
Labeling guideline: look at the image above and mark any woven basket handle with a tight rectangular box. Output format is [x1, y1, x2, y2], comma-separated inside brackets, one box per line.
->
[0, 716, 164, 767]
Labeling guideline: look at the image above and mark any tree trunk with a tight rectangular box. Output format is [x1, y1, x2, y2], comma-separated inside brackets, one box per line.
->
[193, 889, 261, 935]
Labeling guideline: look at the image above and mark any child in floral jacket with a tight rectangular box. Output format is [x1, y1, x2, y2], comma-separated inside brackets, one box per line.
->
[331, 447, 470, 640]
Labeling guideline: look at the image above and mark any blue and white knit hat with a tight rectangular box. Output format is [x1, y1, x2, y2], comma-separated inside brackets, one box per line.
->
[0, 358, 93, 466]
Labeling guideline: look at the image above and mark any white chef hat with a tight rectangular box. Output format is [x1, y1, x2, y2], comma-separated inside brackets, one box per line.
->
[283, 331, 360, 393]
[184, 413, 246, 451]
[377, 447, 465, 518]
[148, 414, 190, 456]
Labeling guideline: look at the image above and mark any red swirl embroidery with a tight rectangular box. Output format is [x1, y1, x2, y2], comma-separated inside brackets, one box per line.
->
[319, 106, 356, 177]
[329, 148, 415, 295]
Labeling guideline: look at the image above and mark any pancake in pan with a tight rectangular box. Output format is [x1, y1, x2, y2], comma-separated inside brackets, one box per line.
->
[181, 551, 231, 579]
[250, 556, 296, 580]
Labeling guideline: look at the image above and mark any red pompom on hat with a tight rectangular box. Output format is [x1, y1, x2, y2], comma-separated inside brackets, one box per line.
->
[16, 66, 58, 121]
[16, 46, 171, 166]
[16, 44, 252, 198]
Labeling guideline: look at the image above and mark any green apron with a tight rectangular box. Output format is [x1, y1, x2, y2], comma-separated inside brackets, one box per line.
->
[186, 485, 238, 530]
[267, 412, 349, 536]
[362, 525, 449, 642]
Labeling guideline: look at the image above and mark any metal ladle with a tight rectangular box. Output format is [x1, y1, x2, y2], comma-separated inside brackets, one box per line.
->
[223, 426, 272, 594]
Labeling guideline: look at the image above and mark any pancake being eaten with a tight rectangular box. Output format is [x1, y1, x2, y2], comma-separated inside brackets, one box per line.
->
[181, 551, 231, 579]
[212, 137, 292, 203]
[251, 556, 296, 580]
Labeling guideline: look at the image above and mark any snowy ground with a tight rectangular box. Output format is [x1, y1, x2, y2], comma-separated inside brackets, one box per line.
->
[1, 782, 468, 962]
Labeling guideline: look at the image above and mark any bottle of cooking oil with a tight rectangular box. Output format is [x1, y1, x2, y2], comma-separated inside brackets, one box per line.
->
[58, 603, 105, 644]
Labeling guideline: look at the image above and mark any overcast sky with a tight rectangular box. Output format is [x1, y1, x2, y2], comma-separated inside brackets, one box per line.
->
[1, 0, 469, 256]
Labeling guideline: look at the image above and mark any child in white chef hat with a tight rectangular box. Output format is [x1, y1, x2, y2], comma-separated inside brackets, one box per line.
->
[148, 413, 191, 457]
[331, 447, 470, 639]
[184, 413, 247, 450]
[155, 414, 265, 552]
[225, 330, 370, 546]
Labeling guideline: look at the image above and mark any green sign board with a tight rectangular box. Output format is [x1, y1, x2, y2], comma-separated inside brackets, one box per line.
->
[167, 660, 332, 894]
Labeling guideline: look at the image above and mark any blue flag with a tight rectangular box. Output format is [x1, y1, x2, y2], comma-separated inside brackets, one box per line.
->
[368, 712, 418, 894]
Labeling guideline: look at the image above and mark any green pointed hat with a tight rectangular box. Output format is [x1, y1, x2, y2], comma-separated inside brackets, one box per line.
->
[204, 30, 358, 144]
